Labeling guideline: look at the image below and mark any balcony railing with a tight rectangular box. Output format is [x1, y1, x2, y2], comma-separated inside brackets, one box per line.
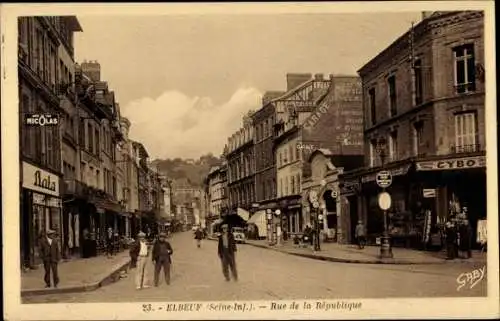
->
[450, 144, 482, 154]
[62, 179, 89, 197]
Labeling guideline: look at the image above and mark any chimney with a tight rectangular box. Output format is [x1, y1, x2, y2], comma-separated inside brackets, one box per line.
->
[81, 60, 101, 82]
[314, 73, 324, 81]
[262, 91, 285, 106]
[286, 73, 312, 91]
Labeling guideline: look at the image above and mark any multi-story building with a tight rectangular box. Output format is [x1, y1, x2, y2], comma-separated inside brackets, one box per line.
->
[132, 141, 150, 232]
[341, 11, 486, 247]
[19, 16, 82, 266]
[226, 112, 255, 212]
[121, 118, 141, 236]
[159, 175, 173, 220]
[147, 164, 165, 230]
[172, 178, 202, 228]
[251, 92, 282, 214]
[117, 116, 133, 238]
[272, 74, 364, 239]
[206, 163, 228, 218]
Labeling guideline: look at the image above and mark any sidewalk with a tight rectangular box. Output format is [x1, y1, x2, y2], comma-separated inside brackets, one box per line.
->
[21, 251, 131, 297]
[209, 236, 486, 265]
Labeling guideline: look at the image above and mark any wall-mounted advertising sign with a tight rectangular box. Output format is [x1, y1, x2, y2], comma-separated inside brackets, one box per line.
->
[22, 162, 60, 196]
[416, 156, 486, 171]
[24, 113, 59, 127]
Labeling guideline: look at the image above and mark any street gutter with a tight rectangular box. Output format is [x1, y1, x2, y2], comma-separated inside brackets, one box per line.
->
[21, 258, 131, 297]
[207, 237, 448, 265]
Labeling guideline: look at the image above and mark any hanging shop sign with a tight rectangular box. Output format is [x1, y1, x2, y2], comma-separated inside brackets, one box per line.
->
[422, 189, 436, 198]
[378, 192, 392, 211]
[22, 162, 60, 197]
[422, 210, 432, 243]
[376, 171, 392, 189]
[361, 164, 411, 183]
[24, 113, 59, 127]
[416, 156, 486, 171]
[340, 179, 360, 195]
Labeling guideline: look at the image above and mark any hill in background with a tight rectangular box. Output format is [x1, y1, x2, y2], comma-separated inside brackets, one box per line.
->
[151, 153, 222, 187]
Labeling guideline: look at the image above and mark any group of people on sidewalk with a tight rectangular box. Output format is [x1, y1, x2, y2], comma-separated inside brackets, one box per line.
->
[129, 224, 239, 289]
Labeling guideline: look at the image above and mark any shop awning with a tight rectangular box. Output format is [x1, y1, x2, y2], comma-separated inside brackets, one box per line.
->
[361, 164, 412, 183]
[212, 218, 224, 226]
[237, 208, 250, 221]
[247, 210, 267, 238]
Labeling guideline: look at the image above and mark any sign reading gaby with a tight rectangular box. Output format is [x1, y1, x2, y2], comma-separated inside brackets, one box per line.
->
[22, 162, 60, 196]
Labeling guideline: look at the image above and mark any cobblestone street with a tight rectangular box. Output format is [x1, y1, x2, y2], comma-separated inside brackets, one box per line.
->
[23, 232, 487, 304]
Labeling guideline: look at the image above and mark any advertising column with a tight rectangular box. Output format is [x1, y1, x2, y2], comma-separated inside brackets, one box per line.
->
[22, 161, 63, 265]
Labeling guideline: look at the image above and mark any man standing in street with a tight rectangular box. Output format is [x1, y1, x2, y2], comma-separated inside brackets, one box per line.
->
[217, 224, 238, 282]
[106, 227, 114, 257]
[152, 232, 173, 286]
[39, 229, 60, 288]
[130, 231, 150, 289]
[194, 227, 203, 248]
[355, 220, 366, 249]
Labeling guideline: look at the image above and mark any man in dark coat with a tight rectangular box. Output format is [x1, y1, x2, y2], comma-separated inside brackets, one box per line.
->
[217, 224, 238, 282]
[194, 228, 203, 248]
[39, 230, 61, 288]
[152, 232, 173, 286]
[355, 220, 367, 249]
[445, 221, 458, 260]
[458, 220, 473, 259]
[106, 227, 114, 257]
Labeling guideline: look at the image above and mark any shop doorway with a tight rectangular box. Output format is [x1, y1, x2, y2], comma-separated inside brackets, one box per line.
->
[348, 195, 358, 244]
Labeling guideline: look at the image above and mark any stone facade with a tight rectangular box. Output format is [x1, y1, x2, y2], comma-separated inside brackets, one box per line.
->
[226, 114, 255, 211]
[343, 11, 486, 247]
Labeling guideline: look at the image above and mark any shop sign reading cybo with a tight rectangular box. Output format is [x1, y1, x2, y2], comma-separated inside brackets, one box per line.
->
[24, 113, 59, 127]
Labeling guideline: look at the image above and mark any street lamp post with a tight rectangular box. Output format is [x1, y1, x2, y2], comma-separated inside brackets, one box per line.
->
[376, 137, 394, 259]
[275, 209, 281, 246]
[308, 190, 321, 251]
[266, 209, 273, 246]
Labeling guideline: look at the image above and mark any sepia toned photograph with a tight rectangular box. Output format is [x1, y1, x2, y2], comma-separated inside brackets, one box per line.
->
[1, 2, 498, 320]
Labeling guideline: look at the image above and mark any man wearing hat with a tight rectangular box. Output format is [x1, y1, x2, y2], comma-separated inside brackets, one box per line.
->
[355, 220, 366, 249]
[39, 229, 61, 288]
[129, 231, 150, 289]
[217, 224, 238, 282]
[152, 232, 174, 286]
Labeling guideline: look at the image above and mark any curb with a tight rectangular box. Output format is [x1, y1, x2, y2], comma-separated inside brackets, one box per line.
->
[21, 258, 131, 297]
[207, 237, 448, 265]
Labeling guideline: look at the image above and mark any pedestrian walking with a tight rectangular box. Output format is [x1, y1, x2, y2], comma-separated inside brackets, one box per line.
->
[217, 224, 238, 282]
[113, 230, 120, 254]
[355, 220, 366, 249]
[152, 232, 173, 286]
[39, 229, 61, 288]
[106, 227, 114, 257]
[194, 228, 203, 248]
[130, 231, 151, 289]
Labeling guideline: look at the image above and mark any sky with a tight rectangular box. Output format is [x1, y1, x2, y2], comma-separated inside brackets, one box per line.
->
[74, 12, 422, 160]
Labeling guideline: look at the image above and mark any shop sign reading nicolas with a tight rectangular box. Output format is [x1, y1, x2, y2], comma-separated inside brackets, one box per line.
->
[22, 162, 59, 197]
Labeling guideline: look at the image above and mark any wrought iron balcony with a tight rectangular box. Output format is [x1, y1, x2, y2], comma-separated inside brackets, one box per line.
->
[62, 179, 89, 197]
[450, 144, 482, 154]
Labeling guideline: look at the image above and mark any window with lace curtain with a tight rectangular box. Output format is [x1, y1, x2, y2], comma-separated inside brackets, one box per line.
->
[454, 111, 478, 153]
